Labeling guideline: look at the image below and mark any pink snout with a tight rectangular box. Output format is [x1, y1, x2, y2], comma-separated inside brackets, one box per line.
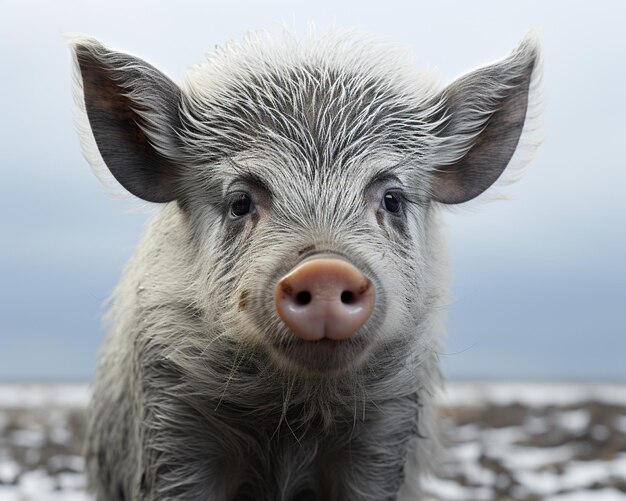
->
[274, 258, 375, 341]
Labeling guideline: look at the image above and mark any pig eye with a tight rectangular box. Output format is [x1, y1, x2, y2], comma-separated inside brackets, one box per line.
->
[382, 191, 402, 214]
[230, 193, 253, 218]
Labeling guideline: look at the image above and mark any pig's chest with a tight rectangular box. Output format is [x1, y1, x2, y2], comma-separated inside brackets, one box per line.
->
[229, 434, 405, 501]
[213, 399, 418, 501]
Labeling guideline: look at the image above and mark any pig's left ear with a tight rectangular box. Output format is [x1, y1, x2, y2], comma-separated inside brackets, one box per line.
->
[429, 34, 541, 204]
[68, 36, 183, 203]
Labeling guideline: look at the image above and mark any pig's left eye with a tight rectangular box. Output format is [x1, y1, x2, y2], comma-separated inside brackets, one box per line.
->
[230, 193, 254, 218]
[382, 191, 402, 214]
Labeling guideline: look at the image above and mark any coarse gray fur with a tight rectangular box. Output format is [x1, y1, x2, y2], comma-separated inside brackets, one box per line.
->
[67, 28, 542, 500]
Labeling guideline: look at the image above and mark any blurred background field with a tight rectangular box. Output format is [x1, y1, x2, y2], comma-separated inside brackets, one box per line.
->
[2, 382, 626, 500]
[1, 0, 625, 499]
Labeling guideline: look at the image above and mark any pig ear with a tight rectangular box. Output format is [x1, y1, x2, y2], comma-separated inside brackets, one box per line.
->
[429, 34, 541, 204]
[69, 37, 183, 203]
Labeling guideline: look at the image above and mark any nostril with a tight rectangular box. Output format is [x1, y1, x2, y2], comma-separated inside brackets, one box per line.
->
[340, 290, 356, 304]
[295, 291, 312, 305]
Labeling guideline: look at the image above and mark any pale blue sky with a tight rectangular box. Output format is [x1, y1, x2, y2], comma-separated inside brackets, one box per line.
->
[1, 0, 624, 380]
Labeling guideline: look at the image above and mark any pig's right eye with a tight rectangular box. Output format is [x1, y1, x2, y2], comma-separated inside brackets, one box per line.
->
[229, 193, 254, 218]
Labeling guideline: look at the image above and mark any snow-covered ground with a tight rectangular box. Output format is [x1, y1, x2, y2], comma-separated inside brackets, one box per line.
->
[1, 381, 625, 500]
[426, 382, 626, 501]
[0, 383, 91, 501]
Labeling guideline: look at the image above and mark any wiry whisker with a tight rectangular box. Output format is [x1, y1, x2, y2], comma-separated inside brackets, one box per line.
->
[214, 341, 246, 412]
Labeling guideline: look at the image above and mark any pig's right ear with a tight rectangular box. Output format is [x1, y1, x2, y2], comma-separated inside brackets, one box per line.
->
[68, 37, 183, 203]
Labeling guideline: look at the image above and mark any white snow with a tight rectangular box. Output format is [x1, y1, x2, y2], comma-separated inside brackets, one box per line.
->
[498, 443, 577, 470]
[0, 469, 93, 501]
[0, 458, 21, 484]
[9, 429, 46, 448]
[449, 441, 481, 461]
[515, 469, 562, 496]
[481, 425, 527, 445]
[442, 381, 626, 408]
[557, 409, 591, 433]
[609, 454, 626, 477]
[561, 460, 611, 488]
[515, 458, 626, 497]
[545, 488, 626, 500]
[0, 384, 90, 409]
[422, 475, 492, 501]
[0, 486, 19, 501]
